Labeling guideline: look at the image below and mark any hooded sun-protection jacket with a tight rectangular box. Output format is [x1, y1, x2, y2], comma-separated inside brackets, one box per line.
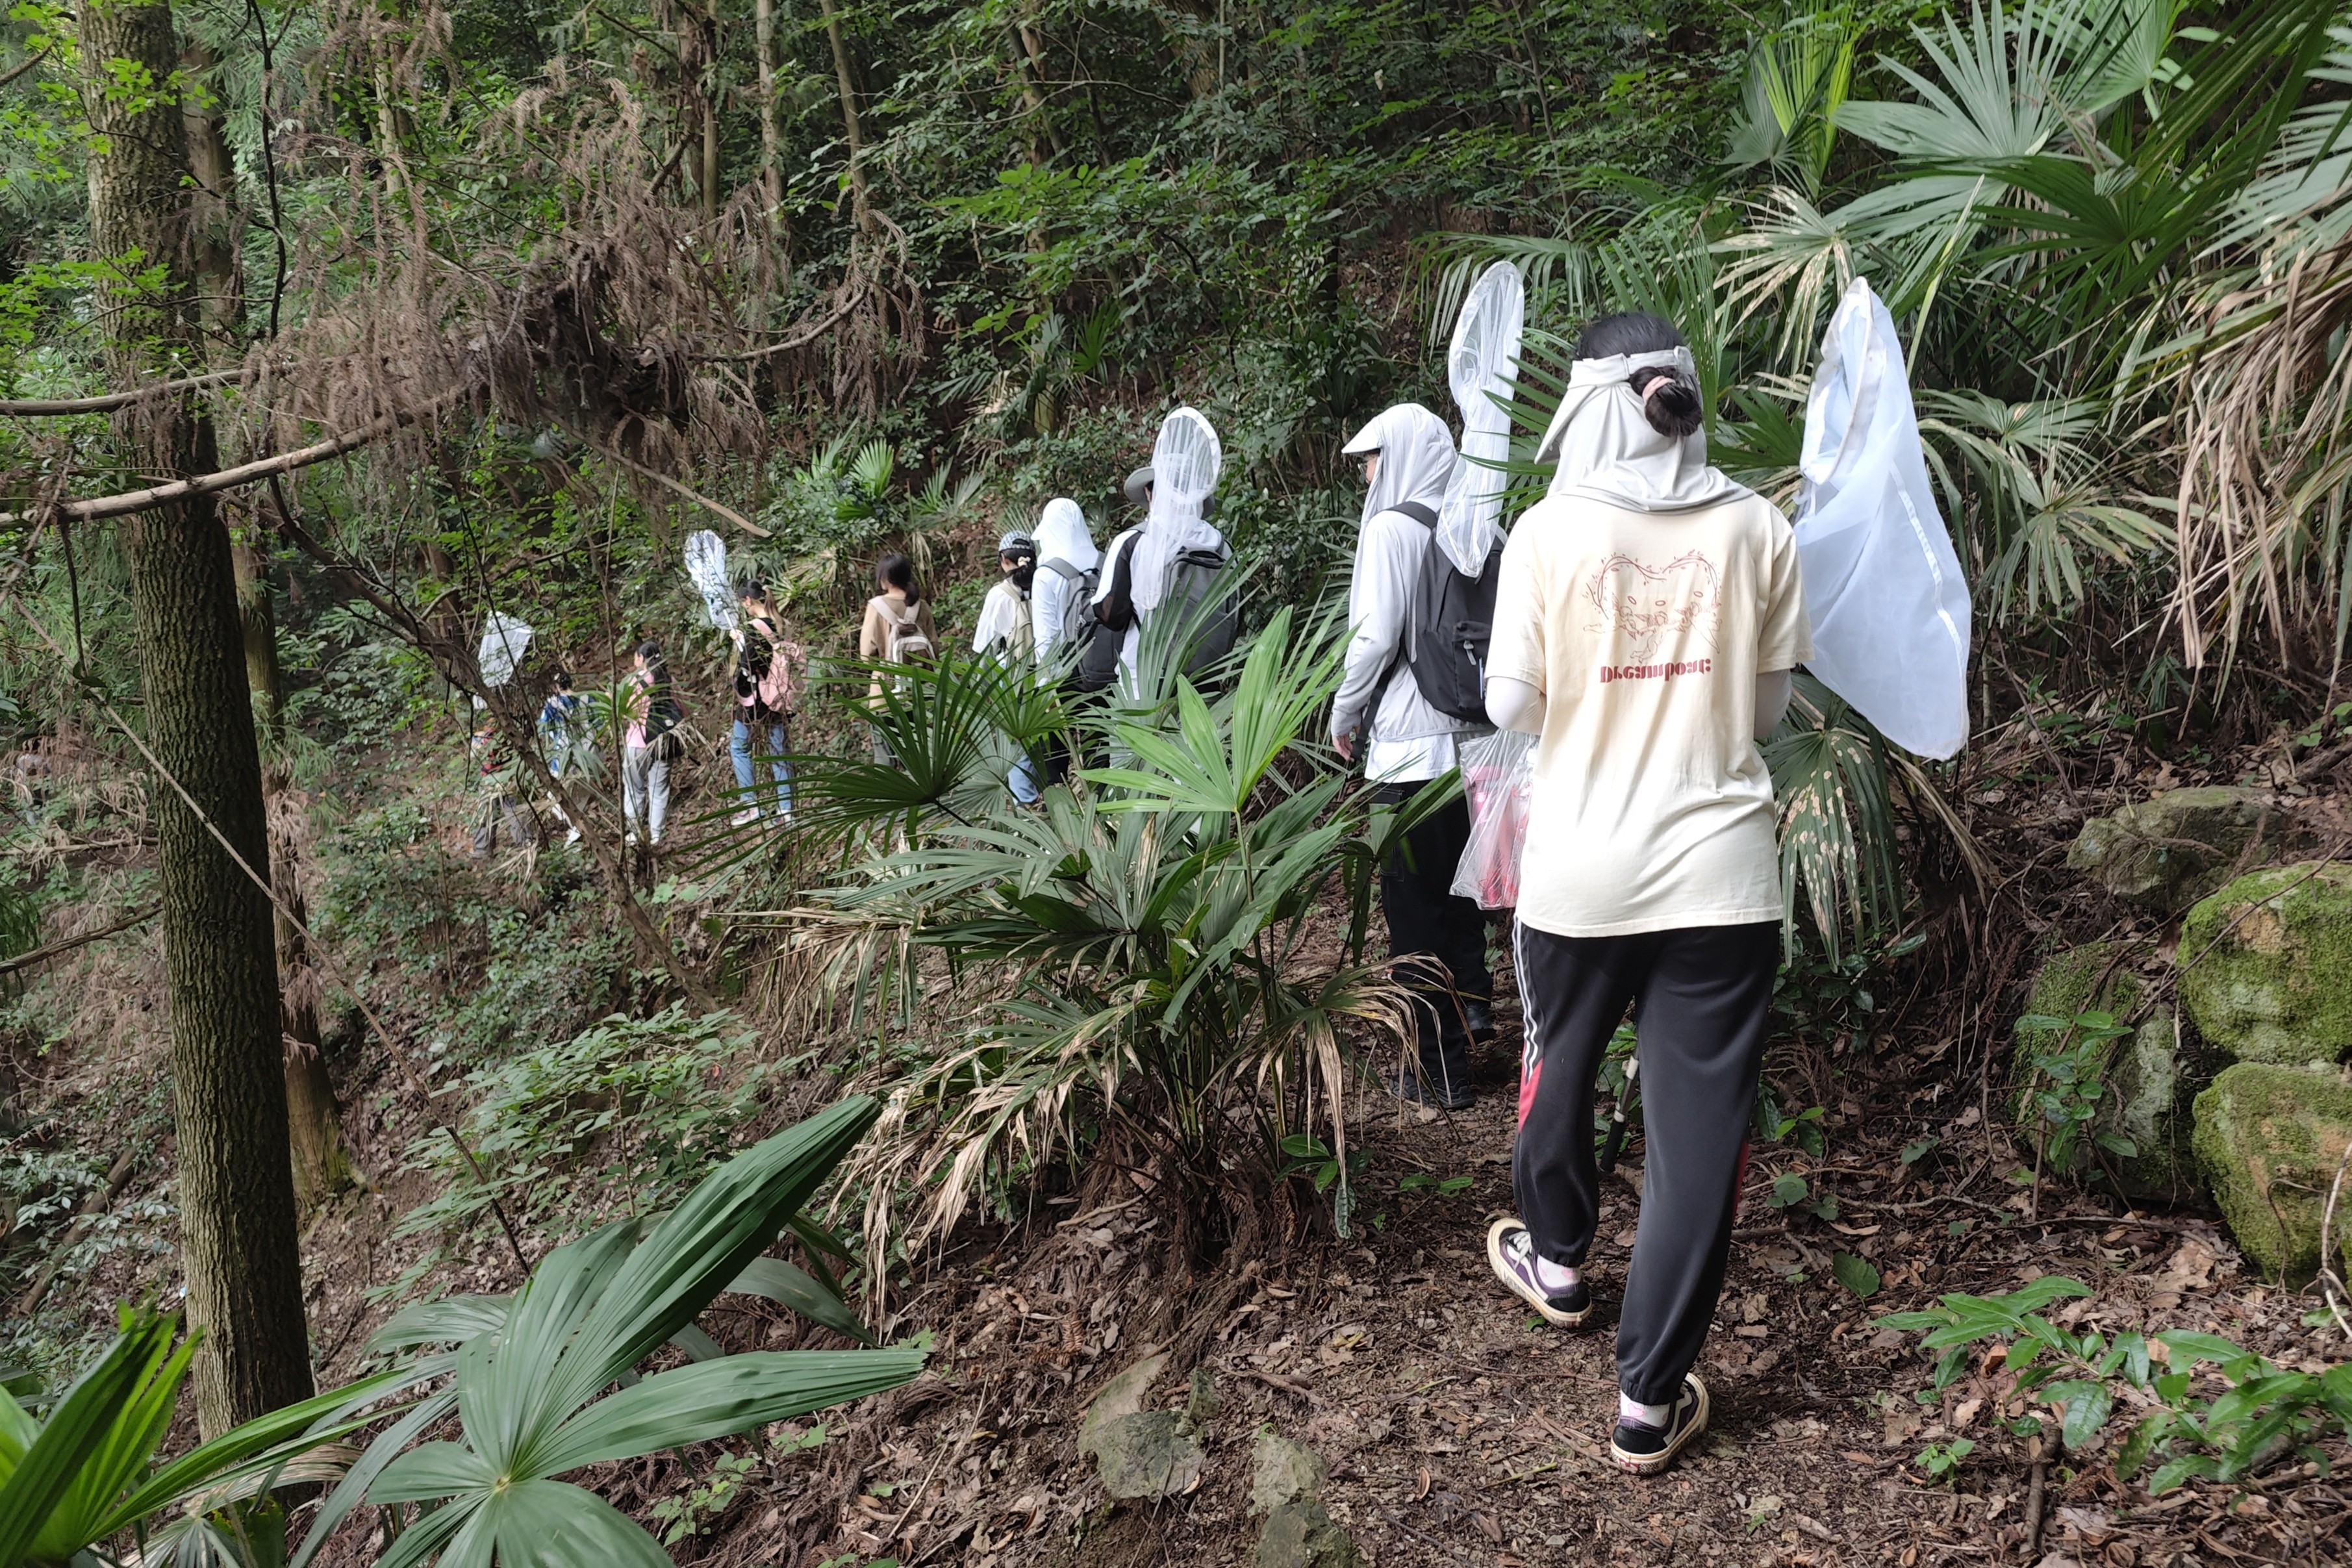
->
[1533, 347, 1750, 514]
[1330, 403, 1487, 781]
[1030, 497, 1099, 658]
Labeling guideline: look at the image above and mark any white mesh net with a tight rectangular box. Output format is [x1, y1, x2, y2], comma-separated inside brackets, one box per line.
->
[684, 529, 737, 630]
[1435, 261, 1523, 576]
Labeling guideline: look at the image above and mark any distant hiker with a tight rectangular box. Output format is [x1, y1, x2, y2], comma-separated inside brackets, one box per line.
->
[538, 671, 586, 846]
[1088, 414, 1233, 690]
[1480, 310, 1808, 1477]
[622, 640, 683, 847]
[468, 701, 535, 857]
[860, 553, 937, 762]
[975, 529, 1044, 803]
[973, 529, 1038, 660]
[729, 578, 802, 826]
[1333, 402, 1494, 1111]
[1031, 498, 1100, 668]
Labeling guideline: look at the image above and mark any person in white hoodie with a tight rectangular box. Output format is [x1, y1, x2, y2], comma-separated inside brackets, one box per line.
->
[1331, 402, 1494, 1109]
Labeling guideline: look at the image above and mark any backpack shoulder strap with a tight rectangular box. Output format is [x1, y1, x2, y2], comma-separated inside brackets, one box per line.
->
[1390, 501, 1439, 529]
[1041, 557, 1083, 581]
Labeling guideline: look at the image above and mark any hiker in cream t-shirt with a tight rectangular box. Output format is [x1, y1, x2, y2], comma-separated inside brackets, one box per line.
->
[1477, 311, 1810, 1480]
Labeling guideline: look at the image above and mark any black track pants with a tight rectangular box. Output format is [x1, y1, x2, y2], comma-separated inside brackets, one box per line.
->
[1511, 918, 1779, 1404]
[1375, 780, 1493, 1063]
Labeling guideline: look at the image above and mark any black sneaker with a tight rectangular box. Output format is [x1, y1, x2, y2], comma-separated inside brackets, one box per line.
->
[1485, 1217, 1591, 1327]
[1464, 998, 1498, 1047]
[1391, 1062, 1473, 1111]
[1608, 1373, 1710, 1476]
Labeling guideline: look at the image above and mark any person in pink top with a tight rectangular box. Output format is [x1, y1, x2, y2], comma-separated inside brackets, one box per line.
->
[621, 640, 681, 846]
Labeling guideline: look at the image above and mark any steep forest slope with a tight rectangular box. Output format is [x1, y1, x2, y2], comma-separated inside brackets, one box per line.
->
[10, 1, 2352, 1565]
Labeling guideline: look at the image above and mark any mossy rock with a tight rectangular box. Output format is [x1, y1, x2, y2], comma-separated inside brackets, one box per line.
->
[2191, 1061, 2352, 1282]
[2011, 943, 2202, 1202]
[2066, 787, 2292, 909]
[2179, 863, 2352, 1067]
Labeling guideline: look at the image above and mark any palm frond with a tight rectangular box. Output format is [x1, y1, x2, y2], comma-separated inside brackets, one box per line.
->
[1763, 675, 1906, 961]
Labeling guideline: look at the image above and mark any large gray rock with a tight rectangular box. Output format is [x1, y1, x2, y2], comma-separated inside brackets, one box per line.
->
[1077, 1352, 1204, 1500]
[1258, 1499, 1363, 1568]
[1250, 1431, 1358, 1568]
[2011, 943, 2201, 1200]
[1252, 1431, 1326, 1514]
[2067, 788, 2290, 909]
[2192, 1061, 2352, 1282]
[2180, 863, 2352, 1067]
[1087, 1410, 1205, 1499]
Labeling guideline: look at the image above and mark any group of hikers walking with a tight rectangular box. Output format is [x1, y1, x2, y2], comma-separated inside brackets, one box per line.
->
[461, 298, 1827, 1478]
[467, 575, 805, 854]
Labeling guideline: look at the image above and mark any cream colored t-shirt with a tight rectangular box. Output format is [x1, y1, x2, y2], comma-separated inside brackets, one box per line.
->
[1486, 488, 1812, 938]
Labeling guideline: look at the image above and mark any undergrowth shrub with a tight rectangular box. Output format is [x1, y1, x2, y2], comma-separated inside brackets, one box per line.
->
[386, 1005, 776, 1294]
[1885, 1276, 2352, 1492]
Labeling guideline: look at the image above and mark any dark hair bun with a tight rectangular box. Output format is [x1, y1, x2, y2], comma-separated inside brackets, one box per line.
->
[1636, 369, 1704, 440]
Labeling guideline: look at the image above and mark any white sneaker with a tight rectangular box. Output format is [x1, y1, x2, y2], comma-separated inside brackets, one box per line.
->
[776, 809, 795, 826]
[564, 827, 581, 846]
[625, 830, 639, 846]
[731, 807, 762, 827]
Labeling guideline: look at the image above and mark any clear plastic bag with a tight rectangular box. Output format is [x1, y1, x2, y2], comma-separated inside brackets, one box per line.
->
[1450, 729, 1537, 910]
[1793, 277, 1973, 759]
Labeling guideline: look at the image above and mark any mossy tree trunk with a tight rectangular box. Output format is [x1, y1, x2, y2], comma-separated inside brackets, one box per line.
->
[80, 0, 314, 1437]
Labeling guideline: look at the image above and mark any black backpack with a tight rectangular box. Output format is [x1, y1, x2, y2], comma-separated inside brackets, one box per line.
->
[1039, 557, 1100, 658]
[1070, 538, 1237, 692]
[1391, 500, 1502, 722]
[1163, 546, 1239, 677]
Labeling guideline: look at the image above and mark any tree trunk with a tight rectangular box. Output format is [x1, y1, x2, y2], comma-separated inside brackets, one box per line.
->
[179, 42, 241, 343]
[232, 528, 354, 1213]
[80, 0, 314, 1438]
[754, 0, 787, 249]
[817, 0, 876, 236]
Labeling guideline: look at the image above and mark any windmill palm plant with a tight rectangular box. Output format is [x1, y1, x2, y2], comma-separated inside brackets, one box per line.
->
[734, 605, 1424, 1265]
[286, 1094, 923, 1568]
[1, 1099, 918, 1568]
[0, 1310, 400, 1568]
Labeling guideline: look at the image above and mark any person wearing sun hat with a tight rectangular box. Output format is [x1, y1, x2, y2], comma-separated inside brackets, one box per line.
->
[1332, 402, 1495, 1113]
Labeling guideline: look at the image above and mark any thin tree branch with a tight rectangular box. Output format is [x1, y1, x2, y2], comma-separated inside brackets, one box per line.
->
[0, 904, 160, 978]
[594, 438, 770, 535]
[0, 49, 48, 90]
[0, 392, 470, 522]
[698, 298, 856, 362]
[0, 368, 250, 416]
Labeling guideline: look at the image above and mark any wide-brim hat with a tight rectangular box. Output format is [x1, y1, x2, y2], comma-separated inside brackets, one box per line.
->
[1122, 465, 1155, 507]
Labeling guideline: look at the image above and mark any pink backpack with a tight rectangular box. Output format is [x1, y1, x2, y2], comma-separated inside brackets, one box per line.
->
[742, 619, 803, 713]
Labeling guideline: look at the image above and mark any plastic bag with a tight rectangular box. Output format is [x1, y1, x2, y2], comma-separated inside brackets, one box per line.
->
[1794, 277, 1973, 760]
[1450, 728, 1537, 910]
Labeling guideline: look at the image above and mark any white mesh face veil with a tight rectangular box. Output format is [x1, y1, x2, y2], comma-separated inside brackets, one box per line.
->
[1130, 407, 1224, 611]
[1344, 403, 1454, 527]
[1034, 497, 1098, 571]
[1535, 345, 1748, 514]
[1434, 262, 1524, 575]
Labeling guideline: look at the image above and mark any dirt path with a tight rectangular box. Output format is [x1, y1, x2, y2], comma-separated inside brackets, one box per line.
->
[724, 1054, 2352, 1568]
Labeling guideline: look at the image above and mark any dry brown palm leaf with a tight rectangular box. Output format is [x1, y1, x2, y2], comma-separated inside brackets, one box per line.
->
[2171, 238, 2352, 670]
